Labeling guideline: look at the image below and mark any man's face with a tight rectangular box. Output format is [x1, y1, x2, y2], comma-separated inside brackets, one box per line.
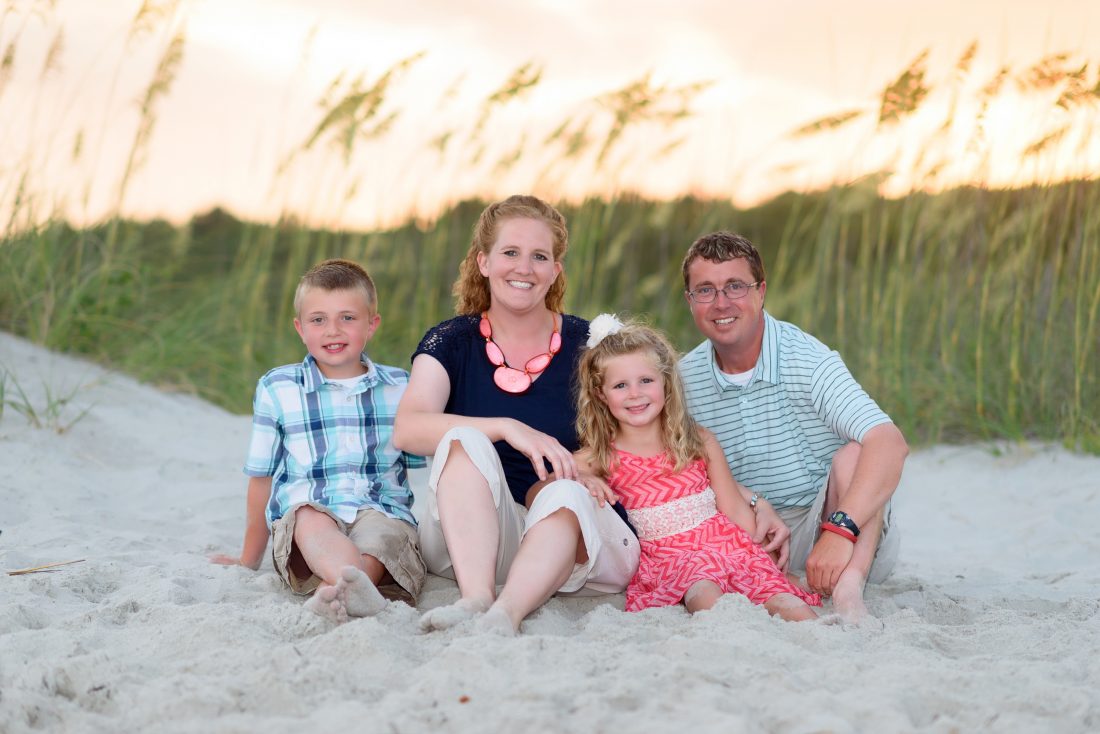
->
[684, 256, 766, 367]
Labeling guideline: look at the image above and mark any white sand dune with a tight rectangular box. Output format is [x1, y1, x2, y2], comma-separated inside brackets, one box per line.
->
[1, 332, 1098, 733]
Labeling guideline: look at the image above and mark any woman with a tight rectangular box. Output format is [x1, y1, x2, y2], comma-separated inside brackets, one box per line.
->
[393, 194, 640, 634]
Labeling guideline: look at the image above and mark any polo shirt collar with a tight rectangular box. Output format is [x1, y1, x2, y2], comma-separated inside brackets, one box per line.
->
[302, 353, 383, 393]
[706, 311, 779, 389]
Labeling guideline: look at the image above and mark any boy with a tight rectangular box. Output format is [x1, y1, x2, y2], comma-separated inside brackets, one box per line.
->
[211, 259, 426, 623]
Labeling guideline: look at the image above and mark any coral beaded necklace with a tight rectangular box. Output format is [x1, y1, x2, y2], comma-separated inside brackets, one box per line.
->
[479, 312, 561, 394]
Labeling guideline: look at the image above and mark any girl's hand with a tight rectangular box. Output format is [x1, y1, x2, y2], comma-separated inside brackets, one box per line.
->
[750, 499, 791, 571]
[501, 420, 578, 481]
[578, 473, 617, 507]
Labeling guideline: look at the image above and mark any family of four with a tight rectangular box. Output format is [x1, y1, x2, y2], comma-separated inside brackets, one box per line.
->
[212, 194, 908, 631]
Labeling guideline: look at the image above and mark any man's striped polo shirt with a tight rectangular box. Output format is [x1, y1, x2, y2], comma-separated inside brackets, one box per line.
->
[680, 312, 892, 509]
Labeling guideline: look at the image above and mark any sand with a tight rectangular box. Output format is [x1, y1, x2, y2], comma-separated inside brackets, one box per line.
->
[1, 331, 1098, 733]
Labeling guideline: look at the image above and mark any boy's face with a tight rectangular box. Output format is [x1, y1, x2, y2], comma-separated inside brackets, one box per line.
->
[293, 287, 380, 379]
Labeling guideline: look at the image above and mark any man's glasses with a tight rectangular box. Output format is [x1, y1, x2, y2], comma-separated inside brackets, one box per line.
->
[686, 281, 761, 303]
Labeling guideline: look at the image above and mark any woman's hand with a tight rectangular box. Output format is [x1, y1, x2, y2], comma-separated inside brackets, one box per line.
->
[750, 499, 792, 571]
[500, 419, 578, 481]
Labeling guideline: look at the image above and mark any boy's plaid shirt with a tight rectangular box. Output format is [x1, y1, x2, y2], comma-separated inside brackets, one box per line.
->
[244, 354, 425, 526]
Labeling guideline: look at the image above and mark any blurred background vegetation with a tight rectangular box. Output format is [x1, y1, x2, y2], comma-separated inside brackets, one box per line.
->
[2, 182, 1098, 451]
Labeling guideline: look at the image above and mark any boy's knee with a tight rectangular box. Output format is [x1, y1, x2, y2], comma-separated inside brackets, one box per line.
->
[293, 505, 338, 534]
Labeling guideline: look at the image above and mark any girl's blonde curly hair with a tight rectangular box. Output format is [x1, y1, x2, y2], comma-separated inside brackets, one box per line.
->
[452, 194, 569, 315]
[575, 320, 705, 478]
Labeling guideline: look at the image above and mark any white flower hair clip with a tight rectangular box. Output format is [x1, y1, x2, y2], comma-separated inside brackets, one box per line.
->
[587, 313, 624, 348]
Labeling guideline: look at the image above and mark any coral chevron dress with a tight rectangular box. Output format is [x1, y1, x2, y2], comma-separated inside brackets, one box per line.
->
[608, 448, 821, 612]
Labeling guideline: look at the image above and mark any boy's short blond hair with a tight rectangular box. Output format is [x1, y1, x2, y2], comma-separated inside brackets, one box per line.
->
[293, 259, 378, 315]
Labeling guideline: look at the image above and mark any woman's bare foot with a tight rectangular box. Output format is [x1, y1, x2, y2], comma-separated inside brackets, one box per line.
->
[418, 597, 491, 632]
[474, 604, 518, 636]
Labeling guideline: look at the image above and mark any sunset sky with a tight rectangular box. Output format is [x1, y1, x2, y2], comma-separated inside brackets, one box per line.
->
[4, 0, 1100, 229]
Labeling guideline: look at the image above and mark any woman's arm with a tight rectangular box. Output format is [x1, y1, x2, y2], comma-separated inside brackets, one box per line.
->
[393, 353, 577, 481]
[526, 449, 615, 507]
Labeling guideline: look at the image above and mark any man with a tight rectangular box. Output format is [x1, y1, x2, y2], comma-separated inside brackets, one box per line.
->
[678, 231, 907, 623]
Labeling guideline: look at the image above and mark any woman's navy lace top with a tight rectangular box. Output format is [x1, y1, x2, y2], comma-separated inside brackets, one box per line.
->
[413, 313, 589, 505]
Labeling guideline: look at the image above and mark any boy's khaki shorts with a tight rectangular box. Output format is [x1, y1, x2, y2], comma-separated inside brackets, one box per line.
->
[418, 426, 640, 594]
[778, 470, 900, 584]
[271, 503, 426, 600]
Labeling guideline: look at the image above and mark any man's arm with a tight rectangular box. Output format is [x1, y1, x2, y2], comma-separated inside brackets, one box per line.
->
[805, 422, 908, 594]
[835, 422, 908, 529]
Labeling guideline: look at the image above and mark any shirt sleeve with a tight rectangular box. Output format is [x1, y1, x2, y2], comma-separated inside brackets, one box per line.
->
[243, 378, 283, 477]
[402, 450, 427, 469]
[809, 351, 892, 443]
[413, 319, 458, 374]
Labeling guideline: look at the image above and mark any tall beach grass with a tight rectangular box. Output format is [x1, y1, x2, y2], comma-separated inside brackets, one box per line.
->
[1, 185, 1098, 451]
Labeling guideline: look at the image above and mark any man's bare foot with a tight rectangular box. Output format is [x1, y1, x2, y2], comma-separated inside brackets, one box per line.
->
[336, 566, 387, 618]
[475, 604, 518, 636]
[832, 570, 871, 625]
[304, 584, 348, 624]
[418, 597, 491, 632]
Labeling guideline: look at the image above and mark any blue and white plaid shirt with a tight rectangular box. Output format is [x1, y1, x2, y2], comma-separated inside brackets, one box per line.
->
[244, 354, 425, 526]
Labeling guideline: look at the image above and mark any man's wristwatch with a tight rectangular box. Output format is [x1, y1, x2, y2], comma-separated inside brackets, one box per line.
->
[824, 510, 861, 537]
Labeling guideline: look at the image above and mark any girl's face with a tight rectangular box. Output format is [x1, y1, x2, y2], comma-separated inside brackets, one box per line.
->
[476, 217, 562, 313]
[599, 351, 666, 430]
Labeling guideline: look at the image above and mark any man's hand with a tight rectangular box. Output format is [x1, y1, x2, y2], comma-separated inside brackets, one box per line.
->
[805, 531, 855, 595]
[750, 499, 791, 571]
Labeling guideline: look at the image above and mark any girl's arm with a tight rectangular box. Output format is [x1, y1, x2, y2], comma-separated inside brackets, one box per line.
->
[702, 429, 757, 536]
[393, 353, 577, 481]
[525, 449, 616, 507]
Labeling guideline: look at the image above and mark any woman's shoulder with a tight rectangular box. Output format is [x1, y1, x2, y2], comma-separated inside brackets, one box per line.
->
[415, 314, 479, 357]
[561, 313, 589, 346]
[562, 313, 589, 331]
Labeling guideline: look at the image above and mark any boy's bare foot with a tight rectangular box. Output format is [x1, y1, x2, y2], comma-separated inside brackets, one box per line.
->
[418, 597, 491, 632]
[304, 584, 349, 624]
[832, 570, 871, 625]
[474, 604, 518, 636]
[336, 566, 387, 618]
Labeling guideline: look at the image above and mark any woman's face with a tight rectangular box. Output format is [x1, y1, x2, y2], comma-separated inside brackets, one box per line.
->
[477, 217, 562, 313]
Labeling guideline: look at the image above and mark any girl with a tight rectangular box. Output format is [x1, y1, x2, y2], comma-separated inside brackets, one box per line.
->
[575, 315, 820, 620]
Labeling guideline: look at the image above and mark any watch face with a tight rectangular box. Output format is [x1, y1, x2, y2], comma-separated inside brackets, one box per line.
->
[827, 510, 859, 536]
